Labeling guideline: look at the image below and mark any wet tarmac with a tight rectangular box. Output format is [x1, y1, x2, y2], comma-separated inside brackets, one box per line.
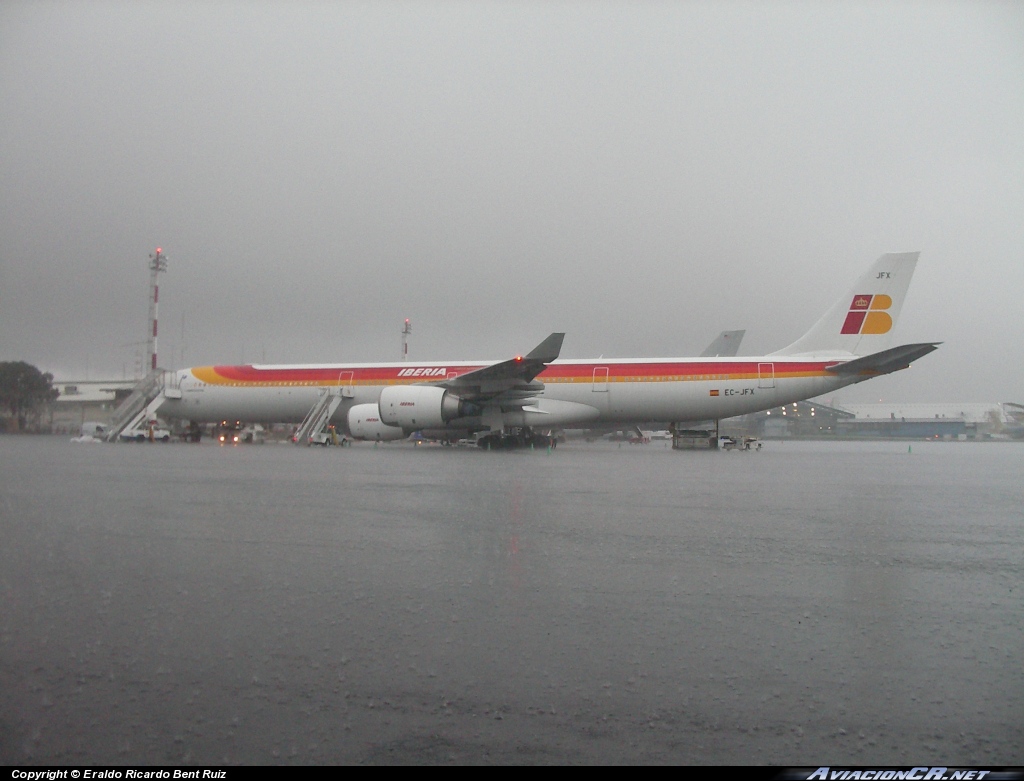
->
[1, 436, 1021, 764]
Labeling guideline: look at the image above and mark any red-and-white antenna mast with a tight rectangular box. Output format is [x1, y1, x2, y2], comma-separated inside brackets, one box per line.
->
[401, 318, 412, 361]
[146, 247, 168, 374]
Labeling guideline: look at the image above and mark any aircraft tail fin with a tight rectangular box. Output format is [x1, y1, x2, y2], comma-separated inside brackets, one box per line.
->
[700, 329, 745, 357]
[772, 252, 920, 357]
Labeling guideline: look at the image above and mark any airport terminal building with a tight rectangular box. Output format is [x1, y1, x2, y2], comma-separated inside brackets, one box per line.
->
[47, 378, 138, 435]
[731, 400, 1023, 440]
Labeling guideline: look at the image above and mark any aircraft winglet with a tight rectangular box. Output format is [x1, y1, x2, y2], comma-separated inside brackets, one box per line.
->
[442, 333, 565, 399]
[526, 333, 565, 363]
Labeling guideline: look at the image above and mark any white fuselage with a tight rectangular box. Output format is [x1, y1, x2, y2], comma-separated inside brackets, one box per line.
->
[158, 355, 858, 433]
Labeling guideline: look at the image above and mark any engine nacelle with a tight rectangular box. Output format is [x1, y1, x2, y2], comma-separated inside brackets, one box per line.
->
[378, 385, 469, 430]
[347, 404, 407, 441]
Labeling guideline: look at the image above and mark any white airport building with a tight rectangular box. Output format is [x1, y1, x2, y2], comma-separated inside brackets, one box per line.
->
[47, 378, 139, 435]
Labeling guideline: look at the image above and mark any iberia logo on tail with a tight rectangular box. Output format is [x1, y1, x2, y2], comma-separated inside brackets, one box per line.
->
[840, 294, 892, 335]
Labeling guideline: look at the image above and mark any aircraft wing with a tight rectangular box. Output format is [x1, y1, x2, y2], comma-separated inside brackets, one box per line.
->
[825, 342, 940, 377]
[440, 332, 565, 402]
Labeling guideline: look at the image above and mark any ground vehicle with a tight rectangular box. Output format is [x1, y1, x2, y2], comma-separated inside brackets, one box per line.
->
[80, 422, 107, 439]
[308, 425, 345, 446]
[216, 420, 243, 444]
[720, 436, 761, 451]
[239, 424, 266, 444]
[119, 420, 171, 442]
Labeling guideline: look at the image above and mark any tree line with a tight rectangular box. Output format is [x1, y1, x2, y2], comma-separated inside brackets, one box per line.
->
[0, 361, 59, 432]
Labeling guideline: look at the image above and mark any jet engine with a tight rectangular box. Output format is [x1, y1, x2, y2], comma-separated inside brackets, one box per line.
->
[378, 385, 475, 430]
[347, 404, 407, 441]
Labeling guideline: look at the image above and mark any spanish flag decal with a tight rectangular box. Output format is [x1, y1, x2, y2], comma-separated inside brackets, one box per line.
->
[840, 294, 892, 335]
[709, 389, 720, 396]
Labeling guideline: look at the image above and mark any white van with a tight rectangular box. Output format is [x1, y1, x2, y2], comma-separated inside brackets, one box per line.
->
[80, 422, 107, 438]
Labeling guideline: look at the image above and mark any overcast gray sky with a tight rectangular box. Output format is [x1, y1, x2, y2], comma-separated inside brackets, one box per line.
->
[2, 1, 1022, 403]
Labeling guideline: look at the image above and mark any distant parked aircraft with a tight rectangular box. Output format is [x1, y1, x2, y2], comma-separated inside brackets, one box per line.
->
[699, 329, 745, 358]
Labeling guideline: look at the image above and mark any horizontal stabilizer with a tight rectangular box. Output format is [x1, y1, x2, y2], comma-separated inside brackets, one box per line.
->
[825, 342, 940, 377]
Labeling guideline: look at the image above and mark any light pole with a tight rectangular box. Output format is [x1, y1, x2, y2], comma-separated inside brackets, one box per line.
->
[401, 318, 412, 361]
[146, 248, 168, 374]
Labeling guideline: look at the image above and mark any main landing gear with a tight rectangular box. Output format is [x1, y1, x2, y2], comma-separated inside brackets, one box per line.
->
[477, 427, 557, 450]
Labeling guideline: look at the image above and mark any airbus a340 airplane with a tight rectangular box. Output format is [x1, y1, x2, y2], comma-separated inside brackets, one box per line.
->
[157, 252, 938, 447]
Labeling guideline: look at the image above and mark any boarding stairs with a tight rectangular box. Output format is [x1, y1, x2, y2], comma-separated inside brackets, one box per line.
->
[105, 370, 169, 442]
[293, 387, 344, 445]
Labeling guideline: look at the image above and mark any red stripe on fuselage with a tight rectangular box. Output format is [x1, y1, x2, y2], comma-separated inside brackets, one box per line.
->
[200, 360, 835, 386]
